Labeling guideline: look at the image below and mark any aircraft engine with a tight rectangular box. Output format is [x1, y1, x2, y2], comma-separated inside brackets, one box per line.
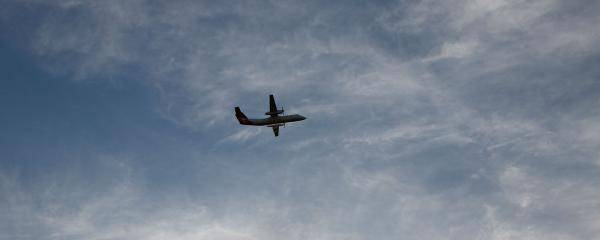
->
[265, 109, 284, 115]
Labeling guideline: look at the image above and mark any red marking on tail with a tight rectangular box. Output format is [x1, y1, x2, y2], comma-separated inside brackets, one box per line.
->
[235, 107, 251, 125]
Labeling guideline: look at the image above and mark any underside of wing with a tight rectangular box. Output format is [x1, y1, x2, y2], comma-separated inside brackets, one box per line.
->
[269, 94, 277, 113]
[271, 125, 279, 137]
[265, 94, 284, 116]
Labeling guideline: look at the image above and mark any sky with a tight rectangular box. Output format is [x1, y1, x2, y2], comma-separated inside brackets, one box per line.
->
[1, 0, 600, 239]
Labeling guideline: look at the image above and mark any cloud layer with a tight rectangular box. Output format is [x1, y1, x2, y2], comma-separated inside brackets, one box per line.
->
[1, 0, 600, 239]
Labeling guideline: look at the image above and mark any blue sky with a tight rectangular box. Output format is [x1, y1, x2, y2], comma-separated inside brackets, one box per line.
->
[1, 1, 600, 239]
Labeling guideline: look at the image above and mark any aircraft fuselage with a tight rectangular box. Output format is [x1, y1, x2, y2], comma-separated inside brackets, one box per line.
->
[235, 95, 306, 136]
[242, 114, 306, 126]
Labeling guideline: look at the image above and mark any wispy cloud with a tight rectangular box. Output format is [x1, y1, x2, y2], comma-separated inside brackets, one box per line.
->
[2, 0, 600, 239]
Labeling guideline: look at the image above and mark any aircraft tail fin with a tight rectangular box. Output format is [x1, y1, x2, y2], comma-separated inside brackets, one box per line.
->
[235, 107, 250, 125]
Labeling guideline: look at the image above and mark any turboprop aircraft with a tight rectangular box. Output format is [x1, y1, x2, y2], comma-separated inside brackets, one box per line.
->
[235, 94, 306, 137]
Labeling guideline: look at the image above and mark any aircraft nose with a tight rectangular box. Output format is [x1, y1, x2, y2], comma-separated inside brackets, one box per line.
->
[300, 115, 307, 120]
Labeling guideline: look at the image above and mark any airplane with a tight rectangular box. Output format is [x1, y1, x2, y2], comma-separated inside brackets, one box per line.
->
[235, 94, 306, 137]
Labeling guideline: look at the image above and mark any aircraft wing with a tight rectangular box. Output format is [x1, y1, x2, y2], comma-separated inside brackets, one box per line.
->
[269, 94, 277, 113]
[271, 125, 279, 137]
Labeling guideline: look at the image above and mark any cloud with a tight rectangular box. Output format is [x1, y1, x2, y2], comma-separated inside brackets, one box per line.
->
[222, 127, 264, 143]
[423, 39, 479, 62]
[2, 0, 600, 239]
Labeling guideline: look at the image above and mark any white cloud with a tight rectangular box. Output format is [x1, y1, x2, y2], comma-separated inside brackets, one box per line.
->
[223, 127, 264, 143]
[423, 39, 479, 62]
[2, 0, 600, 239]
